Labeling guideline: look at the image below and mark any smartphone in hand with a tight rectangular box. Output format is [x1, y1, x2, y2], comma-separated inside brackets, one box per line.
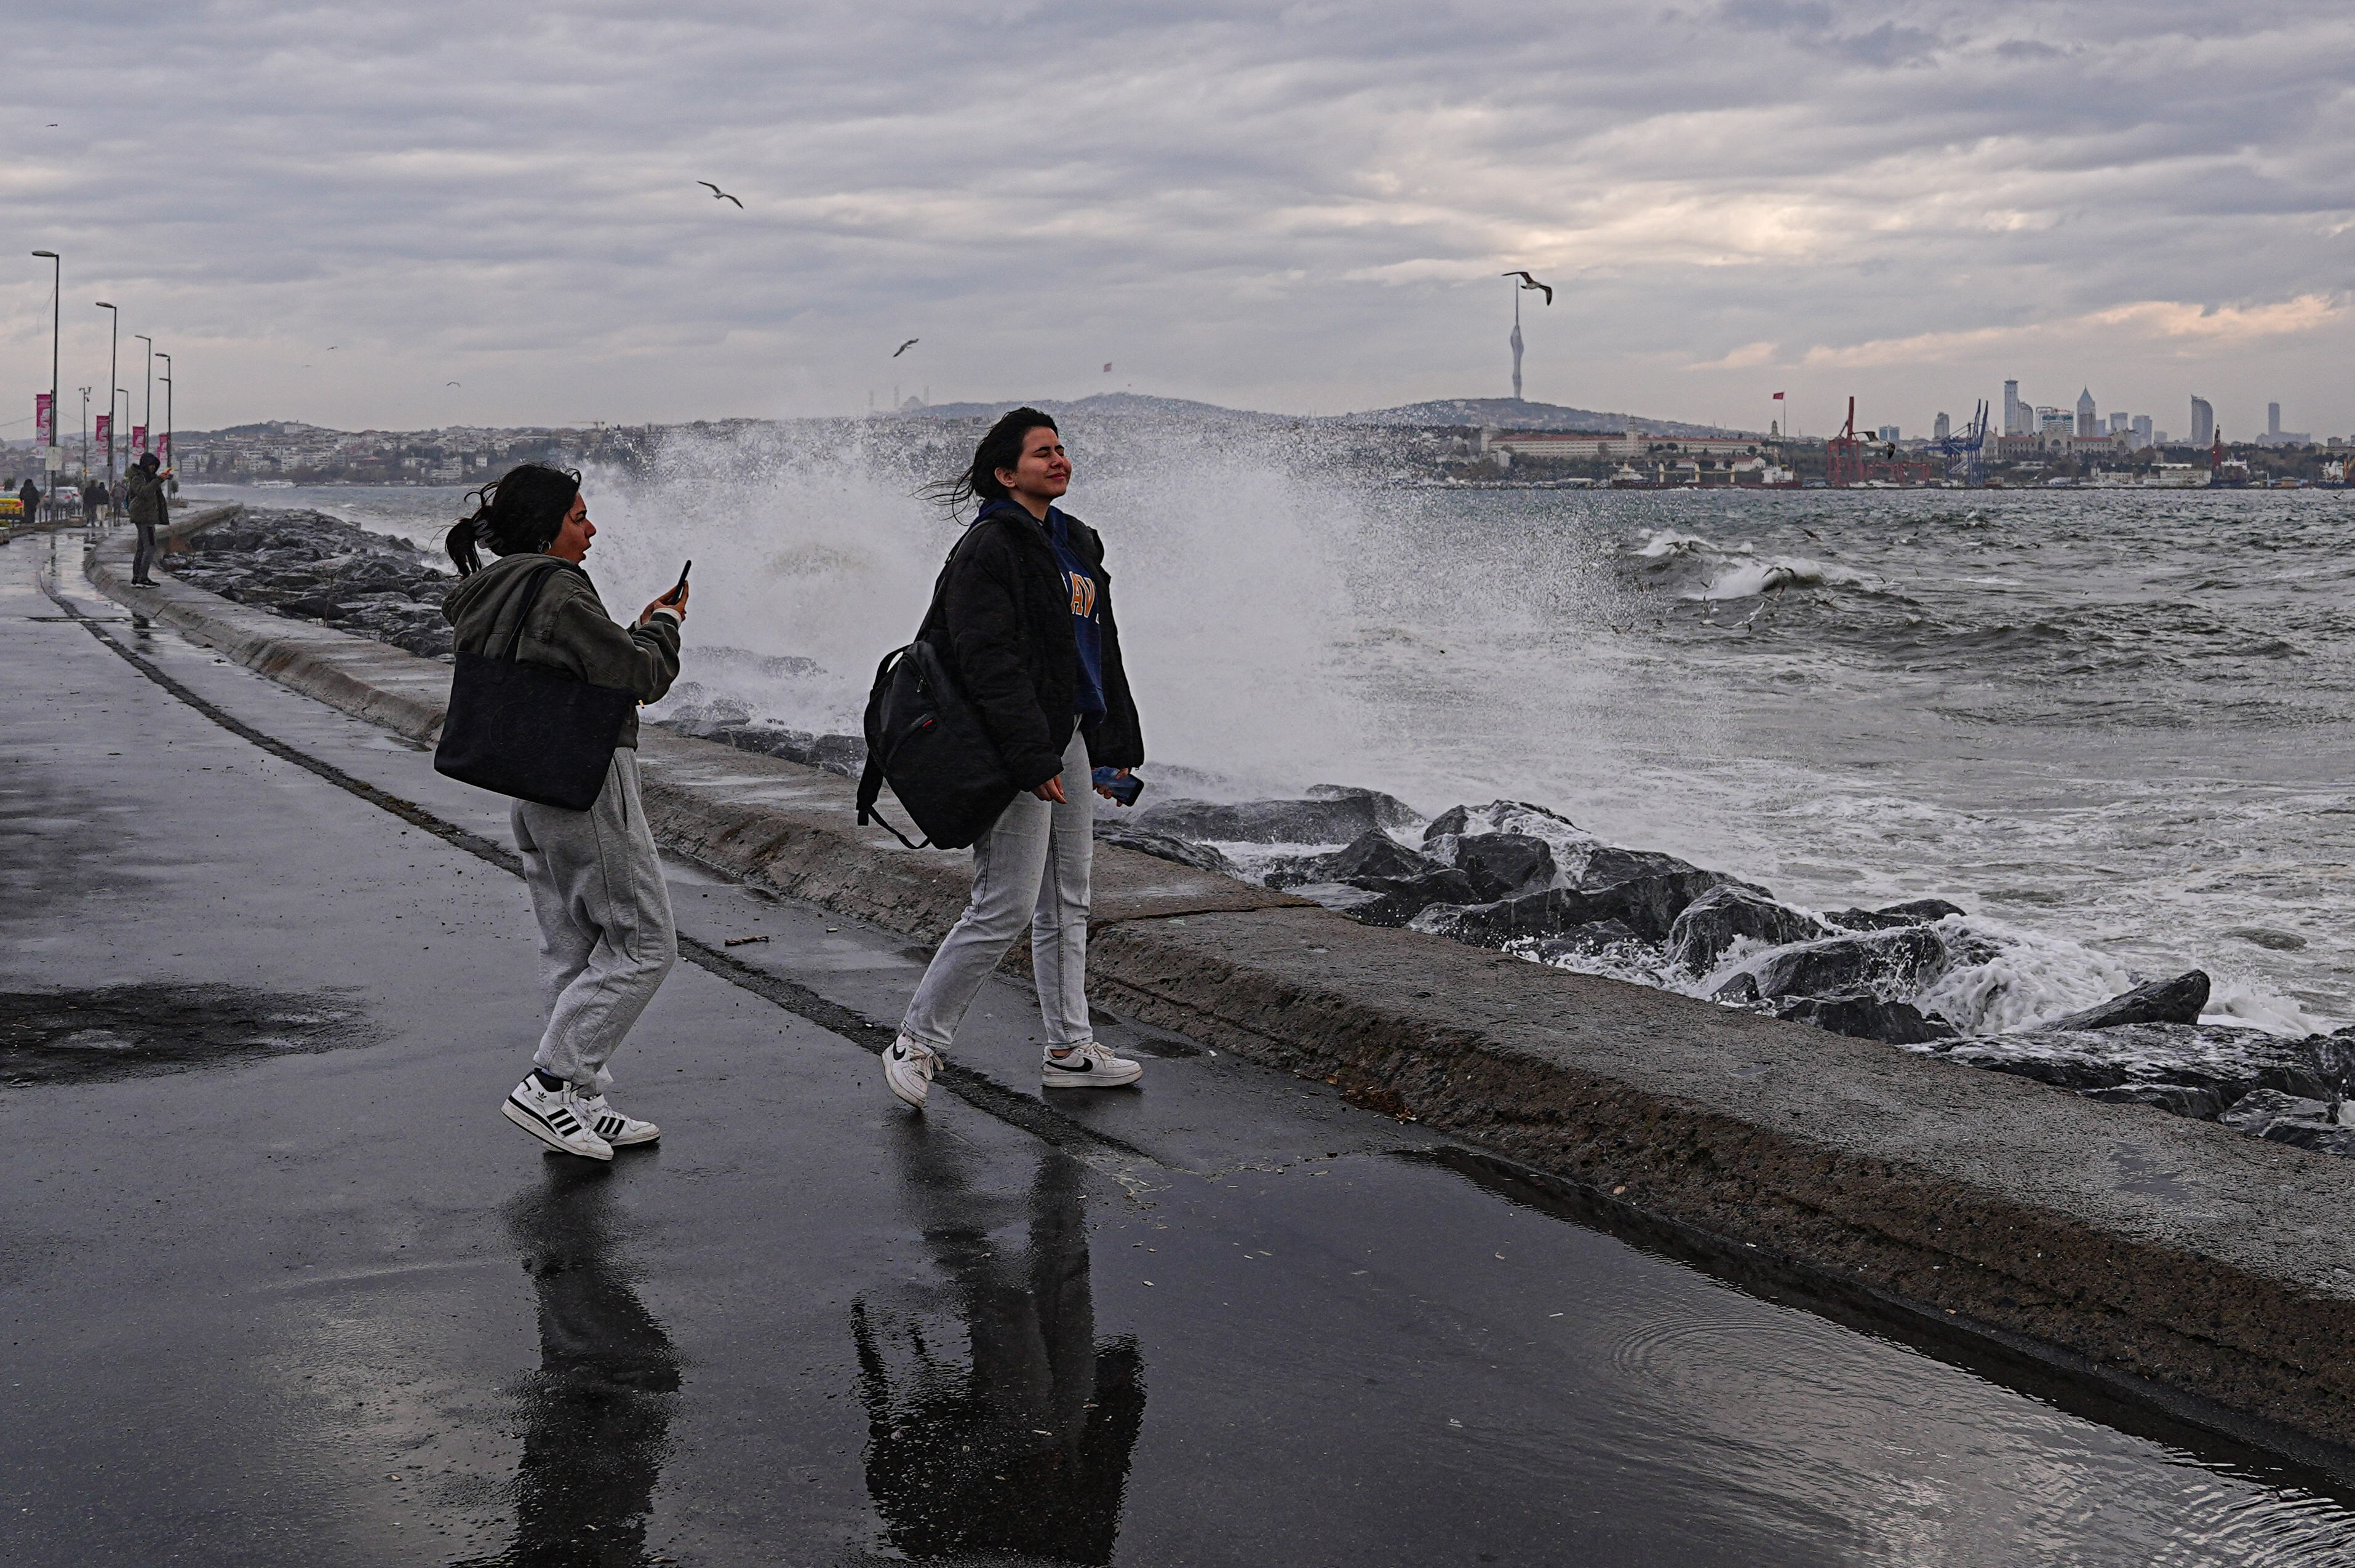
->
[662, 560, 692, 605]
[1093, 766, 1142, 806]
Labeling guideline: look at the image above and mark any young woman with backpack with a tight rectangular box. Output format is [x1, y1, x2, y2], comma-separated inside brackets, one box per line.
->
[439, 463, 689, 1160]
[882, 409, 1146, 1109]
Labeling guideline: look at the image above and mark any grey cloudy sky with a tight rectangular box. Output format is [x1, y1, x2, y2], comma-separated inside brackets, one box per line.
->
[8, 0, 2351, 438]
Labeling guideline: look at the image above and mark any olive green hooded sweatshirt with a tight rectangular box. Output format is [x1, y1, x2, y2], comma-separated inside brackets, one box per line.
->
[440, 552, 680, 749]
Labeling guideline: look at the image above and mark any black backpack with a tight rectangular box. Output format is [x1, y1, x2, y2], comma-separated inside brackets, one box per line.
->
[855, 526, 1020, 850]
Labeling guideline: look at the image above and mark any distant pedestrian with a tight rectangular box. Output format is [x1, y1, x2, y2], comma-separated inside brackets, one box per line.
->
[882, 408, 1146, 1110]
[124, 454, 169, 586]
[17, 479, 39, 527]
[439, 463, 687, 1162]
[81, 479, 105, 522]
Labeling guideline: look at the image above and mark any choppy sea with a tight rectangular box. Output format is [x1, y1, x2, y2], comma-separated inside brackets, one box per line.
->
[186, 452, 2355, 1038]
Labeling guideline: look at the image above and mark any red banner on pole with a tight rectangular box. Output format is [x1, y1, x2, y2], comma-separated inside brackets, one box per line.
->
[132, 425, 148, 455]
[94, 413, 111, 447]
[158, 432, 171, 464]
[34, 393, 52, 447]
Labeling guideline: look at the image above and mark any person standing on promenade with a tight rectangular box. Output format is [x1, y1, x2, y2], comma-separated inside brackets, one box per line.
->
[124, 455, 169, 584]
[440, 463, 687, 1161]
[883, 409, 1146, 1110]
[17, 478, 40, 528]
[82, 478, 106, 523]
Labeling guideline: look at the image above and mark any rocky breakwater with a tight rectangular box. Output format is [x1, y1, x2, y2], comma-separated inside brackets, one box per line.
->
[170, 509, 457, 660]
[1111, 790, 2355, 1160]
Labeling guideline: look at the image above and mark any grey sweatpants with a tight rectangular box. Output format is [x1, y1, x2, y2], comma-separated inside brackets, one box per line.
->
[511, 749, 677, 1091]
[900, 730, 1095, 1054]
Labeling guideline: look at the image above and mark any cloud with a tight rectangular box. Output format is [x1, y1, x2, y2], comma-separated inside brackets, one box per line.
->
[1, 0, 2350, 434]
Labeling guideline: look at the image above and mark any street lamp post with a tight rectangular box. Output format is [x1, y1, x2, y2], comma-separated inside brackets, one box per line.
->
[95, 301, 118, 487]
[112, 388, 129, 515]
[157, 352, 172, 475]
[78, 387, 89, 482]
[31, 252, 58, 519]
[135, 333, 153, 460]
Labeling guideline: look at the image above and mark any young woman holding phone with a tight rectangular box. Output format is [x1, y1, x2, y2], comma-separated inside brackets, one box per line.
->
[440, 463, 690, 1160]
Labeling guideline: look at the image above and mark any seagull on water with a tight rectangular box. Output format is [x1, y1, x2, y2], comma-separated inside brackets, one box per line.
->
[698, 181, 744, 208]
[892, 339, 918, 357]
[1502, 271, 1553, 305]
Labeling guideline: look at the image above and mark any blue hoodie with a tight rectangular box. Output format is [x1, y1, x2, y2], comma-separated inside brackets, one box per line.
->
[979, 499, 1106, 729]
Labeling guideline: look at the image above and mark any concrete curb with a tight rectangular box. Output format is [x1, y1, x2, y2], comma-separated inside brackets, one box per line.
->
[82, 519, 2355, 1454]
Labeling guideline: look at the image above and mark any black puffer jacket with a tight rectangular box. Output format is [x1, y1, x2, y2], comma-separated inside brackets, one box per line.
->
[928, 503, 1143, 792]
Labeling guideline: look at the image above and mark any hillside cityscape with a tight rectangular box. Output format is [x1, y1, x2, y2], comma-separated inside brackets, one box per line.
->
[9, 388, 2347, 493]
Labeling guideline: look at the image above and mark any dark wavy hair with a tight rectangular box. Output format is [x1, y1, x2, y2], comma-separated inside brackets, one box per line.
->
[444, 462, 581, 576]
[925, 407, 1058, 511]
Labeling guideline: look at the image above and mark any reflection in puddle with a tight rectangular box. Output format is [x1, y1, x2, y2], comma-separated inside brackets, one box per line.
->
[855, 1136, 1146, 1564]
[455, 1160, 679, 1567]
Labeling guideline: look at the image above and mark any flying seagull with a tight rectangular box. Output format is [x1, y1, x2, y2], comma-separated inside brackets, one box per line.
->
[698, 181, 744, 208]
[1502, 271, 1553, 305]
[892, 338, 918, 357]
[446, 380, 461, 386]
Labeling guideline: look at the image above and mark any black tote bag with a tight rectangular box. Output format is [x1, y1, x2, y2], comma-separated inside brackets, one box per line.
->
[434, 561, 640, 811]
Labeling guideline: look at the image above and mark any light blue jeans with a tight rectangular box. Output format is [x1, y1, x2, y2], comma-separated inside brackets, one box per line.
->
[900, 730, 1095, 1054]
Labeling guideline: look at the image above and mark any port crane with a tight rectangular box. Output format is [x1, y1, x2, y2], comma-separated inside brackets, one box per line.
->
[1931, 399, 1989, 486]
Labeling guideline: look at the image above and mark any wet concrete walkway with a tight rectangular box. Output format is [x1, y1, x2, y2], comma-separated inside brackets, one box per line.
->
[7, 527, 2355, 1566]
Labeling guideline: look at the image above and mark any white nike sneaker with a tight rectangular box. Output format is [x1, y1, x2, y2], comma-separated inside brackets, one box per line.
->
[575, 1093, 661, 1147]
[883, 1035, 940, 1110]
[1042, 1041, 1144, 1089]
[501, 1076, 613, 1161]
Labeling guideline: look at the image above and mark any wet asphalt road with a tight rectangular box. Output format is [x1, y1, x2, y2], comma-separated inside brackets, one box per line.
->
[8, 528, 2355, 1567]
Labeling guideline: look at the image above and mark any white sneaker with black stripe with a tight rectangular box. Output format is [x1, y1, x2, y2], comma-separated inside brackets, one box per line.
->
[502, 1076, 613, 1161]
[1042, 1041, 1144, 1089]
[883, 1035, 939, 1110]
[576, 1093, 660, 1148]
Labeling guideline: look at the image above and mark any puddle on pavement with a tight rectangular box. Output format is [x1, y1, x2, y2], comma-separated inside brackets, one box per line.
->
[0, 983, 372, 1086]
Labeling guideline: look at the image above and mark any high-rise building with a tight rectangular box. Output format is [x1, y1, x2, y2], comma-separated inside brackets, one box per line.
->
[1934, 412, 1951, 442]
[2190, 396, 2214, 445]
[2269, 401, 2282, 439]
[2132, 414, 2153, 450]
[2038, 407, 2072, 442]
[2076, 388, 2097, 437]
[2108, 412, 2129, 435]
[1876, 424, 1900, 443]
[2004, 380, 2025, 436]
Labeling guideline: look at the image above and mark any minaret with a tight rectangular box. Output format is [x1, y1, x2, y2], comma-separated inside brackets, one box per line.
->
[1510, 290, 1525, 401]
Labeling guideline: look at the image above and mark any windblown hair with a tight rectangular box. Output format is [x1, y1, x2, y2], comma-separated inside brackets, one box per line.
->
[444, 462, 581, 577]
[925, 407, 1058, 512]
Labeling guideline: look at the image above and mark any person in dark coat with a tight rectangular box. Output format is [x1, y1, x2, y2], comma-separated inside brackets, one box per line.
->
[16, 479, 39, 527]
[883, 408, 1146, 1110]
[81, 480, 105, 522]
[124, 453, 169, 585]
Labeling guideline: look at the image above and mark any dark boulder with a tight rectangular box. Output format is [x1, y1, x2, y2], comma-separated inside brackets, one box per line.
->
[1456, 833, 1557, 901]
[1133, 790, 1416, 846]
[1527, 920, 1647, 963]
[1932, 1023, 2333, 1112]
[1665, 885, 1828, 974]
[1775, 993, 1955, 1045]
[1264, 830, 1440, 889]
[1093, 824, 1239, 879]
[1304, 784, 1422, 831]
[1569, 846, 1747, 942]
[1745, 924, 1946, 1002]
[2044, 971, 2209, 1032]
[1825, 899, 1966, 932]
[1294, 867, 1478, 927]
[2218, 1089, 2355, 1155]
[2080, 1083, 2237, 1121]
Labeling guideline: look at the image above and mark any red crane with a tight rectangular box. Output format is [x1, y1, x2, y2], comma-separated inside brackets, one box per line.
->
[1826, 396, 1866, 487]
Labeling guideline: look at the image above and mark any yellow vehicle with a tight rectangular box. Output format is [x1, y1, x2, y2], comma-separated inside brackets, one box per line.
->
[0, 497, 21, 522]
